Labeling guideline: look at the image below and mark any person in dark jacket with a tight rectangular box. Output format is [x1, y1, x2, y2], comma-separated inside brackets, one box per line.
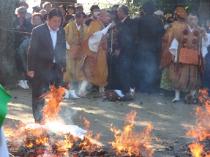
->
[14, 6, 33, 89]
[115, 5, 135, 95]
[17, 13, 43, 89]
[135, 1, 164, 93]
[27, 8, 66, 123]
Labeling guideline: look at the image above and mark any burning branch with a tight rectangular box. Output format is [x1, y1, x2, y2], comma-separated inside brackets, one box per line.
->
[110, 111, 154, 157]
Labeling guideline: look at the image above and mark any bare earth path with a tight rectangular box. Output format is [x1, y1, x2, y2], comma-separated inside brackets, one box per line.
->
[5, 88, 197, 157]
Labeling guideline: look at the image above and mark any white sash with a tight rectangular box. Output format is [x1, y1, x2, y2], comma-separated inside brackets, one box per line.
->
[88, 23, 113, 53]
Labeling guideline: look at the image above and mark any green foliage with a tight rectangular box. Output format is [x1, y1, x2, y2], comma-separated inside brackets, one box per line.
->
[126, 0, 201, 16]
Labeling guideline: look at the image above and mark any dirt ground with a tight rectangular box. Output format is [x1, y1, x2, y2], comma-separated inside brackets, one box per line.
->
[5, 88, 197, 157]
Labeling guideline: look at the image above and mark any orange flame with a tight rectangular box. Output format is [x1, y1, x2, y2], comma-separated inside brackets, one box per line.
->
[42, 86, 66, 122]
[83, 117, 91, 130]
[80, 117, 103, 152]
[35, 136, 49, 145]
[7, 85, 107, 156]
[189, 143, 204, 157]
[111, 111, 154, 157]
[187, 89, 210, 157]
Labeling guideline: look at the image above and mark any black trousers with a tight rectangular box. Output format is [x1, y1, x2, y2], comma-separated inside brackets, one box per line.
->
[107, 55, 121, 90]
[31, 64, 63, 123]
[134, 50, 160, 93]
[118, 55, 134, 93]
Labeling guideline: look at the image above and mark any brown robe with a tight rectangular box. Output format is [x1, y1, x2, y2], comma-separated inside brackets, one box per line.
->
[160, 21, 203, 92]
[64, 20, 85, 82]
[82, 20, 108, 87]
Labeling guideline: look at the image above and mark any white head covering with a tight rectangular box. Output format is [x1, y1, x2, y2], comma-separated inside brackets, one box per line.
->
[15, 6, 27, 15]
[154, 10, 164, 16]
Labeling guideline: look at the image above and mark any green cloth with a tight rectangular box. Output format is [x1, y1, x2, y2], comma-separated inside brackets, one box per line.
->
[0, 85, 11, 126]
[160, 69, 173, 91]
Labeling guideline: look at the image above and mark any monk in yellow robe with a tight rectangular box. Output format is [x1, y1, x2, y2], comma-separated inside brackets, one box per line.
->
[64, 12, 85, 98]
[80, 10, 111, 95]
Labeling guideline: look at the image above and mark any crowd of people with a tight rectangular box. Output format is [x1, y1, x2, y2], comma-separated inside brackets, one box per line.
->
[13, 1, 210, 122]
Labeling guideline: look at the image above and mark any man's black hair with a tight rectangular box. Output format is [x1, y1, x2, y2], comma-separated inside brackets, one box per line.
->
[67, 5, 75, 10]
[118, 5, 129, 15]
[75, 12, 86, 18]
[48, 8, 63, 19]
[143, 1, 155, 14]
[90, 5, 100, 13]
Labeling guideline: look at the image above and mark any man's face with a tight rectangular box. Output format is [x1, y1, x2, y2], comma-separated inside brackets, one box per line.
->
[188, 15, 198, 27]
[40, 10, 47, 17]
[18, 11, 26, 18]
[32, 16, 43, 27]
[67, 8, 74, 15]
[100, 11, 111, 25]
[76, 6, 83, 13]
[45, 4, 52, 13]
[117, 8, 124, 20]
[76, 16, 84, 25]
[48, 16, 62, 31]
[93, 9, 100, 19]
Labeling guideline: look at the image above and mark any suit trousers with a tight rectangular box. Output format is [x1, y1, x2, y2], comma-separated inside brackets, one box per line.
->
[31, 64, 63, 123]
[118, 55, 134, 93]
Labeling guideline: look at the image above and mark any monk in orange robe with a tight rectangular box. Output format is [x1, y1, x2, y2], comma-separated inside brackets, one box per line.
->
[79, 10, 111, 96]
[64, 13, 85, 83]
[160, 7, 205, 104]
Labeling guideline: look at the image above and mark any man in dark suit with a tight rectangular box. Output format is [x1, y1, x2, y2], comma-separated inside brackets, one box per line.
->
[115, 5, 135, 95]
[27, 8, 66, 123]
[135, 1, 164, 93]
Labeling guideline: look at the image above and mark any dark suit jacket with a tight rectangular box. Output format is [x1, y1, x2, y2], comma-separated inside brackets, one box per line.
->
[137, 14, 164, 52]
[116, 17, 135, 58]
[28, 23, 66, 82]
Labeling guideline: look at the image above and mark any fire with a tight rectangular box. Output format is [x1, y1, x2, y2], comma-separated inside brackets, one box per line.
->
[7, 85, 155, 156]
[6, 123, 81, 156]
[187, 89, 210, 157]
[83, 117, 91, 129]
[42, 85, 66, 122]
[111, 111, 154, 157]
[6, 86, 85, 156]
[186, 105, 210, 141]
[6, 118, 101, 156]
[80, 117, 103, 152]
[189, 143, 204, 157]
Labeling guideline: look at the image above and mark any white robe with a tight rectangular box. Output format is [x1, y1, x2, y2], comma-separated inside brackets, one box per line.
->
[0, 127, 9, 157]
[202, 33, 210, 58]
[88, 22, 113, 53]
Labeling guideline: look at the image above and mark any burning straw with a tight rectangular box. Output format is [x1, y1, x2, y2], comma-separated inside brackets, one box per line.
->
[187, 89, 210, 157]
[5, 86, 86, 157]
[6, 85, 155, 157]
[42, 85, 66, 123]
[110, 111, 154, 157]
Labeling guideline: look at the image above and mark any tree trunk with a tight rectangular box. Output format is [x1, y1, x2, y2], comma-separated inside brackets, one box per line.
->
[0, 0, 19, 86]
